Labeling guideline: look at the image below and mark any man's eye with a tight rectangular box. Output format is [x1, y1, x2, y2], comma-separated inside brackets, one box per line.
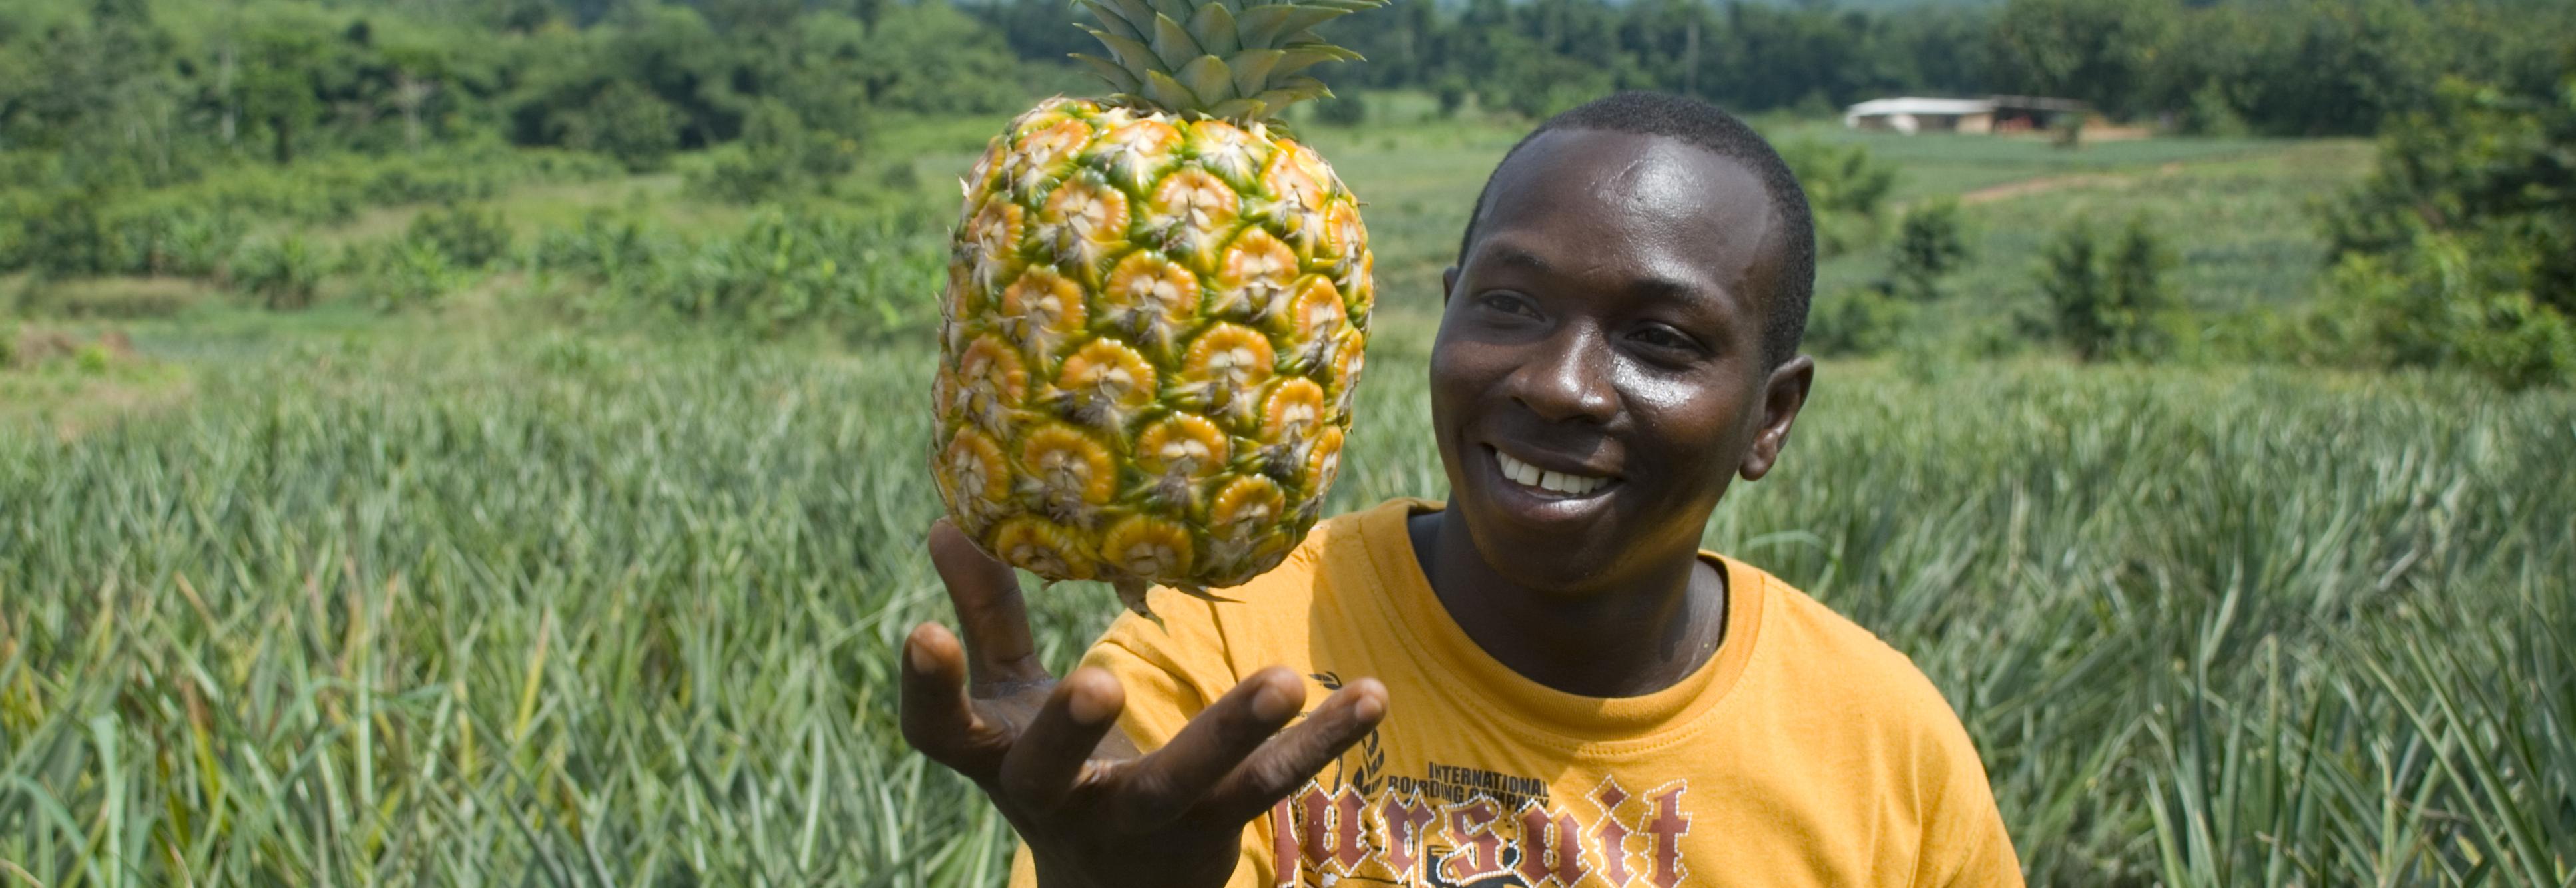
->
[1479, 292, 1540, 318]
[1629, 324, 1701, 353]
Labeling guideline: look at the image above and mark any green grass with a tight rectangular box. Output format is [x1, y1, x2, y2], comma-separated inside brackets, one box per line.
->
[5, 107, 2568, 885]
[4, 332, 2571, 884]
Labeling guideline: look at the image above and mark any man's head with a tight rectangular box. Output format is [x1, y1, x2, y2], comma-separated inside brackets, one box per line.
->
[1457, 91, 1816, 369]
[1430, 91, 1817, 593]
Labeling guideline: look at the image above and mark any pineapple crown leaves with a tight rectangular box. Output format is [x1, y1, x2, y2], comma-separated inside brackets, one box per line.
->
[1071, 0, 1382, 122]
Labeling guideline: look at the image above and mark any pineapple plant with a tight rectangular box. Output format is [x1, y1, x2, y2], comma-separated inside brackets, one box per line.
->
[930, 0, 1380, 615]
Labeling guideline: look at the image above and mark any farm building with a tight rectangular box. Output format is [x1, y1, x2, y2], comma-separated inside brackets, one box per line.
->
[1843, 95, 2093, 134]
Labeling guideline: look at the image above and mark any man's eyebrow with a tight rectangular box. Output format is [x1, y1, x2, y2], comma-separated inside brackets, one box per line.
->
[1480, 244, 1556, 276]
[1481, 242, 1735, 314]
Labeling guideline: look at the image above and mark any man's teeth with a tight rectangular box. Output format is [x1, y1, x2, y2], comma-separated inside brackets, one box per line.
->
[1495, 450, 1609, 496]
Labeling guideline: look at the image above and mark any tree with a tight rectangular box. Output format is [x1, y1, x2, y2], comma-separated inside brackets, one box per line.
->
[1885, 198, 1969, 302]
[2037, 214, 2169, 361]
[2314, 75, 2576, 388]
[1987, 0, 2176, 120]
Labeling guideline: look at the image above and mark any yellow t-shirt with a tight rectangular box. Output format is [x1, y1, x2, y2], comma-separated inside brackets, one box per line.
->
[1008, 499, 2021, 887]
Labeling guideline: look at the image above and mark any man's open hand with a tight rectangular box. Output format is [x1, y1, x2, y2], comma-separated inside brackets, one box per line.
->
[900, 520, 1390, 888]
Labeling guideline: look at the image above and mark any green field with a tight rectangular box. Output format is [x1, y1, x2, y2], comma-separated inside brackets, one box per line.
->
[6, 109, 2574, 885]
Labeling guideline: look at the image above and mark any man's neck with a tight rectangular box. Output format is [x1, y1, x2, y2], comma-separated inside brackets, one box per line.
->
[1406, 509, 1727, 699]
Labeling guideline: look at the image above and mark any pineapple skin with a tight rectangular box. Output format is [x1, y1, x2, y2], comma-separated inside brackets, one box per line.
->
[931, 97, 1372, 600]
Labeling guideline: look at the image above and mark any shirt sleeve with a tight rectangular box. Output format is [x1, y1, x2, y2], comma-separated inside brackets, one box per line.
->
[1911, 719, 2024, 887]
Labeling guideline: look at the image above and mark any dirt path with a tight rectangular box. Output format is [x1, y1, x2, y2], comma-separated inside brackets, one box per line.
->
[1957, 162, 2187, 206]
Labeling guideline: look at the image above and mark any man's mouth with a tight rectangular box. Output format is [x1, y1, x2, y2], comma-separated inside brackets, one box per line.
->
[1491, 446, 1619, 499]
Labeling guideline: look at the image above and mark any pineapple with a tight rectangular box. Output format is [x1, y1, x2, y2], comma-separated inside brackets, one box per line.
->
[931, 0, 1379, 616]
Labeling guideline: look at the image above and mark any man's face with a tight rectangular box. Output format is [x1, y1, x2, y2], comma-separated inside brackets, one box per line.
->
[1430, 128, 1811, 593]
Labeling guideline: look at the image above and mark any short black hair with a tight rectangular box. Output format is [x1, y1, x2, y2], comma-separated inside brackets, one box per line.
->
[1456, 91, 1816, 367]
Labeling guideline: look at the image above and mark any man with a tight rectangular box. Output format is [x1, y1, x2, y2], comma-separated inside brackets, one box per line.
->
[902, 91, 2022, 887]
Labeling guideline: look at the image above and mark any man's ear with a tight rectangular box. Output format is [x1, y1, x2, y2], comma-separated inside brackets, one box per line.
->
[1738, 354, 1814, 482]
[1441, 266, 1460, 306]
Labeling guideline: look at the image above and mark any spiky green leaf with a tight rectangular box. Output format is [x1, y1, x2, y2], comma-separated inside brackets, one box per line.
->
[1150, 13, 1202, 73]
[1251, 75, 1330, 111]
[1272, 45, 1358, 80]
[1081, 27, 1160, 83]
[1235, 5, 1350, 50]
[1142, 70, 1202, 112]
[1226, 48, 1288, 97]
[1206, 97, 1266, 119]
[1176, 55, 1236, 107]
[1145, 0, 1193, 29]
[1187, 3, 1241, 56]
[1070, 53, 1142, 93]
[1079, 0, 1145, 44]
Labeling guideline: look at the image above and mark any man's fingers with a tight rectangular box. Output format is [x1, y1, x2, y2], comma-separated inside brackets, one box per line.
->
[1198, 678, 1390, 825]
[995, 666, 1126, 813]
[928, 520, 1046, 688]
[899, 622, 1014, 779]
[1106, 666, 1306, 831]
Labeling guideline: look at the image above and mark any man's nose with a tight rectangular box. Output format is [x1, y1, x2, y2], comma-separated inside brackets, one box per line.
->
[1508, 323, 1618, 425]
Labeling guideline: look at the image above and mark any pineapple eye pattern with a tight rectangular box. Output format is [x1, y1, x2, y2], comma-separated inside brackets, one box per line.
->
[992, 516, 1095, 582]
[936, 93, 1374, 603]
[1019, 423, 1118, 526]
[1302, 426, 1346, 499]
[963, 202, 1026, 293]
[1101, 252, 1201, 354]
[1261, 378, 1328, 447]
[1214, 230, 1297, 320]
[1182, 323, 1278, 423]
[954, 334, 1029, 432]
[1096, 117, 1183, 189]
[939, 427, 1013, 529]
[1055, 339, 1159, 431]
[1187, 120, 1268, 185]
[1000, 267, 1087, 362]
[1149, 169, 1241, 262]
[1101, 516, 1194, 579]
[1039, 179, 1131, 278]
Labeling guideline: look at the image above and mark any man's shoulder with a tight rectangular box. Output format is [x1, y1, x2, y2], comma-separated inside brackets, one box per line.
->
[1736, 564, 1971, 745]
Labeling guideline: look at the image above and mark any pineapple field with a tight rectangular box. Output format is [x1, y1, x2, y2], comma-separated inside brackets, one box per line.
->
[7, 83, 2576, 888]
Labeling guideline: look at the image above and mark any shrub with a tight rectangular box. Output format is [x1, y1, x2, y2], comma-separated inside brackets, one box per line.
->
[1315, 91, 1369, 127]
[364, 238, 459, 313]
[2035, 215, 2172, 361]
[2313, 233, 2575, 390]
[232, 235, 326, 310]
[1886, 198, 1969, 302]
[19, 190, 109, 278]
[1805, 287, 1918, 356]
[405, 204, 513, 270]
[555, 81, 684, 173]
[688, 101, 861, 204]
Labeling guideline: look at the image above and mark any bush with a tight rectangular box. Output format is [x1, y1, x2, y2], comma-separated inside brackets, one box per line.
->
[688, 101, 861, 204]
[1886, 198, 1969, 302]
[103, 200, 244, 279]
[555, 81, 684, 172]
[1315, 91, 1369, 127]
[2312, 233, 2575, 390]
[362, 238, 459, 313]
[19, 190, 109, 278]
[405, 204, 513, 270]
[1805, 287, 1918, 356]
[2034, 215, 2173, 361]
[231, 235, 326, 310]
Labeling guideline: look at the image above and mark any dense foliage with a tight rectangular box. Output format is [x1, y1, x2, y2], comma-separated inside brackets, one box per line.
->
[2310, 75, 2576, 389]
[5, 337, 2571, 884]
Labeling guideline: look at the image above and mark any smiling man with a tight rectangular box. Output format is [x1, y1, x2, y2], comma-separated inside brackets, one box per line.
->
[902, 91, 2023, 887]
